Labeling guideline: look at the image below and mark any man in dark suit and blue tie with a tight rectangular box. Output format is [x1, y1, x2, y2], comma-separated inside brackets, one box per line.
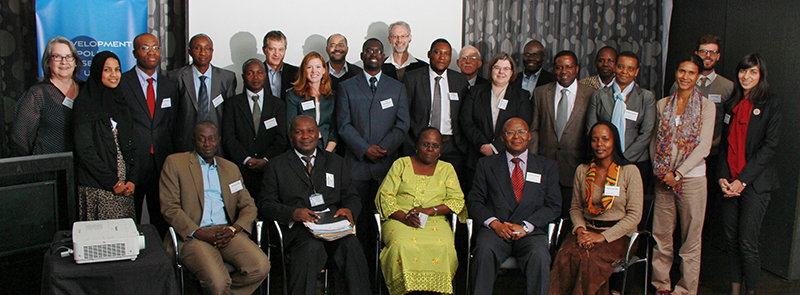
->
[222, 59, 287, 198]
[119, 33, 179, 236]
[259, 115, 370, 295]
[468, 117, 561, 295]
[336, 37, 409, 291]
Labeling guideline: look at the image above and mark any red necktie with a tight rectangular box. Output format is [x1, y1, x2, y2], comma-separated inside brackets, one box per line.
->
[511, 158, 523, 203]
[147, 78, 155, 154]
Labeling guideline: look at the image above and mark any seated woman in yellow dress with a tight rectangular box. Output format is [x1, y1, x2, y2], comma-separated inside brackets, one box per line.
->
[376, 127, 465, 295]
[549, 121, 643, 295]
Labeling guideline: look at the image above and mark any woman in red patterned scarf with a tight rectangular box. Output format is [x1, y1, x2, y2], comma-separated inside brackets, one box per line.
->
[718, 53, 779, 295]
[650, 54, 715, 295]
[549, 121, 643, 295]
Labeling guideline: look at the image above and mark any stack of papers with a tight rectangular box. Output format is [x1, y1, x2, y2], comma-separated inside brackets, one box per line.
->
[304, 209, 355, 241]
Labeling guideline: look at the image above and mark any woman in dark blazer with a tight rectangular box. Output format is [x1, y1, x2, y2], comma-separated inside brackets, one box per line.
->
[73, 51, 137, 221]
[459, 52, 532, 172]
[286, 51, 338, 152]
[718, 53, 780, 295]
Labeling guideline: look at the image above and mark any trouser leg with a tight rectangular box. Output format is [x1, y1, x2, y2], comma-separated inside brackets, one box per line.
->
[651, 182, 677, 291]
[672, 177, 707, 295]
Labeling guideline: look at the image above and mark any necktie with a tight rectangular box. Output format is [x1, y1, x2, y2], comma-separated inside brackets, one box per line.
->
[431, 76, 442, 129]
[511, 158, 524, 203]
[700, 77, 709, 88]
[302, 155, 314, 176]
[369, 77, 377, 94]
[146, 78, 156, 118]
[197, 76, 209, 121]
[251, 95, 261, 134]
[611, 84, 628, 152]
[555, 88, 569, 140]
[147, 78, 156, 154]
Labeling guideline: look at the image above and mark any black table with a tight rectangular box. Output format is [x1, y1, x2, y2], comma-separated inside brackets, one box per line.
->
[41, 224, 178, 295]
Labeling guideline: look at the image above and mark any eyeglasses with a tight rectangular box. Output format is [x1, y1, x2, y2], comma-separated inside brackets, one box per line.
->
[51, 54, 75, 62]
[364, 49, 383, 55]
[138, 46, 161, 52]
[389, 35, 410, 39]
[504, 130, 529, 137]
[420, 142, 441, 149]
[191, 46, 213, 52]
[459, 56, 480, 61]
[493, 65, 512, 71]
[697, 49, 719, 56]
[328, 43, 347, 48]
[196, 136, 219, 143]
[523, 52, 545, 58]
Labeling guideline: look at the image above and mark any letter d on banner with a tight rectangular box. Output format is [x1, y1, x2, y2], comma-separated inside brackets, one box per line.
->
[36, 0, 147, 81]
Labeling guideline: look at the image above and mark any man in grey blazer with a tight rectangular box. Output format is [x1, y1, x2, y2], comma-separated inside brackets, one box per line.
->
[336, 37, 409, 292]
[586, 51, 656, 190]
[169, 34, 237, 154]
[530, 50, 594, 218]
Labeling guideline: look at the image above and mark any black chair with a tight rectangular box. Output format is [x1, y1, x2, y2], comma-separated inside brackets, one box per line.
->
[272, 220, 340, 295]
[612, 198, 656, 295]
[168, 221, 266, 295]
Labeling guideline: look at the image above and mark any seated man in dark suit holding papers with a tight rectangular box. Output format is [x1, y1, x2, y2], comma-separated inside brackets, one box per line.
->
[259, 115, 370, 295]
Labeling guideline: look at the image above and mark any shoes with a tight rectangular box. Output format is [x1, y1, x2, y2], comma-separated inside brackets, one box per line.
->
[655, 290, 671, 295]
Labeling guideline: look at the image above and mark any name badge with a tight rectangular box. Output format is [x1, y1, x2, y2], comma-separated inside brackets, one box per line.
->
[110, 118, 118, 131]
[161, 98, 172, 108]
[624, 109, 639, 121]
[417, 212, 429, 228]
[309, 193, 325, 207]
[326, 173, 335, 188]
[675, 117, 681, 126]
[229, 180, 243, 194]
[498, 98, 509, 110]
[525, 172, 541, 183]
[301, 100, 316, 111]
[212, 94, 224, 108]
[449, 93, 459, 101]
[604, 185, 620, 197]
[62, 97, 74, 109]
[724, 114, 731, 124]
[264, 118, 278, 129]
[380, 98, 394, 109]
[708, 94, 722, 103]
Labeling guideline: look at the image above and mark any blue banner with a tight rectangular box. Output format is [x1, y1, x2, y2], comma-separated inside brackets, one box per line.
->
[36, 0, 148, 81]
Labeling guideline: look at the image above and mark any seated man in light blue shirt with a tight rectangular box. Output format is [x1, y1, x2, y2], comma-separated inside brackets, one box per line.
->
[160, 121, 269, 295]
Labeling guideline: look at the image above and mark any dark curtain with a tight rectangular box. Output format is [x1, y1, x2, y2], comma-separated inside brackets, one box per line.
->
[463, 0, 664, 96]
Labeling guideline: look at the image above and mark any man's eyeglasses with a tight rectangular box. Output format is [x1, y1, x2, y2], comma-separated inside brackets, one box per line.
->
[696, 49, 719, 56]
[138, 46, 161, 52]
[328, 43, 347, 49]
[504, 130, 529, 137]
[364, 49, 383, 55]
[459, 56, 480, 61]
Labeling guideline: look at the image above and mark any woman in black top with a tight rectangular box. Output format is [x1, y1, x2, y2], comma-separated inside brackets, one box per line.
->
[73, 51, 137, 221]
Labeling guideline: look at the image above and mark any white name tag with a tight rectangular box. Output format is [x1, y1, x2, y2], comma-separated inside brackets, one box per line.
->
[380, 98, 394, 109]
[604, 185, 620, 196]
[62, 97, 74, 109]
[229, 180, 243, 194]
[110, 118, 117, 131]
[212, 94, 224, 108]
[675, 117, 681, 126]
[449, 93, 459, 101]
[301, 100, 316, 111]
[498, 98, 509, 110]
[624, 109, 639, 121]
[161, 98, 172, 108]
[264, 117, 278, 129]
[724, 114, 731, 124]
[709, 94, 722, 103]
[309, 193, 325, 207]
[326, 173, 335, 188]
[525, 172, 541, 183]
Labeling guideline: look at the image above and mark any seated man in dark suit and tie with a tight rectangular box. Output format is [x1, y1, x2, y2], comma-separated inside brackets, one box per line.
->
[326, 33, 363, 93]
[511, 40, 556, 97]
[336, 37, 409, 291]
[160, 121, 270, 295]
[457, 45, 489, 88]
[530, 50, 594, 218]
[119, 33, 179, 236]
[467, 117, 561, 295]
[586, 51, 657, 190]
[262, 30, 298, 100]
[403, 38, 469, 175]
[222, 58, 287, 198]
[169, 33, 237, 154]
[259, 115, 370, 295]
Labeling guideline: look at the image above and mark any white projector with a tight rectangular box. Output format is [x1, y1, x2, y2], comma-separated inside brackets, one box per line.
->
[72, 218, 146, 264]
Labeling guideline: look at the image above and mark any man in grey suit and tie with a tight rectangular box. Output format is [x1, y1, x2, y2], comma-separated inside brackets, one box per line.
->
[530, 50, 594, 218]
[336, 37, 409, 292]
[169, 33, 237, 154]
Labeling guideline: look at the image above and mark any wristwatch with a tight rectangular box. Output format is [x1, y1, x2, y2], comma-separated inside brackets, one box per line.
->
[673, 171, 682, 181]
[522, 224, 530, 232]
[228, 226, 237, 234]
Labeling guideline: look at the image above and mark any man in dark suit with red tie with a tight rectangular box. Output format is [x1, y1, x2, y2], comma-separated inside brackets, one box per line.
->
[467, 117, 561, 295]
[119, 33, 179, 236]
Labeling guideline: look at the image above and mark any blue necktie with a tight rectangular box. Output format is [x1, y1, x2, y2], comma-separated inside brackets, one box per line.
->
[610, 83, 627, 152]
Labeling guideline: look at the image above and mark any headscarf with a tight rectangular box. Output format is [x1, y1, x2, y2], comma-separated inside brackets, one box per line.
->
[74, 51, 128, 122]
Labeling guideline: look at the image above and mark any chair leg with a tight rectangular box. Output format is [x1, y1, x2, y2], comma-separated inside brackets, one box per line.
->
[323, 269, 329, 294]
[621, 267, 628, 295]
